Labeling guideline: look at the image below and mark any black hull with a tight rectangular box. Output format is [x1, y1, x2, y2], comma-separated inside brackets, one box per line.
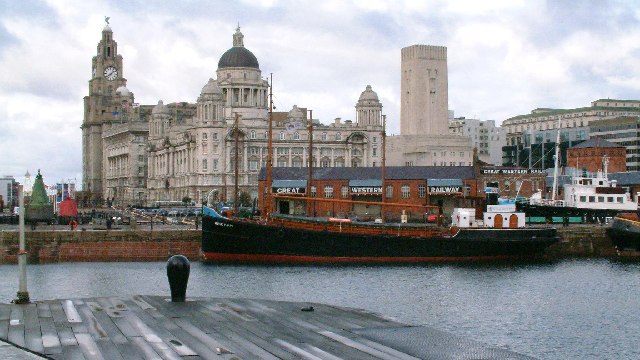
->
[201, 207, 559, 264]
[607, 216, 640, 251]
[517, 203, 623, 223]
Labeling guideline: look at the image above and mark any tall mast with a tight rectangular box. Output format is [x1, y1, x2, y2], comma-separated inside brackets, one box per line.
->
[234, 112, 240, 217]
[266, 73, 274, 216]
[307, 109, 314, 216]
[381, 114, 386, 223]
[552, 118, 561, 203]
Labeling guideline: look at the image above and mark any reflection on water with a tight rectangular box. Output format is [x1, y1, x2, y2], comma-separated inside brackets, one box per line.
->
[1, 259, 639, 360]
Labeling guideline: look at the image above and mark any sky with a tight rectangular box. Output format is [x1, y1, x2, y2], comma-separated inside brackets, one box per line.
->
[1, 0, 640, 189]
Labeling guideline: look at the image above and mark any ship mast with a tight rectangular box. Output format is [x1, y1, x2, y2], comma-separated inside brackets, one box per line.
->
[551, 118, 561, 203]
[234, 112, 240, 217]
[307, 109, 314, 216]
[266, 73, 274, 217]
[381, 114, 386, 223]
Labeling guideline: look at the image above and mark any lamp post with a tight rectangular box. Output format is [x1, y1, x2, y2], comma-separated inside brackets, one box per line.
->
[15, 184, 30, 304]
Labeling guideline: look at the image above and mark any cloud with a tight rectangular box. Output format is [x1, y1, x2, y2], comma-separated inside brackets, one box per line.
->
[1, 0, 640, 185]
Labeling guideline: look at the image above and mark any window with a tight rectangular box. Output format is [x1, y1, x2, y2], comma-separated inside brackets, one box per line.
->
[418, 185, 426, 198]
[311, 186, 316, 197]
[386, 185, 393, 199]
[324, 186, 333, 198]
[336, 132, 342, 141]
[249, 160, 258, 171]
[504, 181, 510, 191]
[617, 197, 624, 203]
[294, 132, 300, 140]
[202, 142, 207, 154]
[202, 159, 207, 171]
[373, 147, 377, 156]
[212, 133, 218, 140]
[341, 185, 348, 198]
[598, 196, 604, 203]
[607, 197, 614, 203]
[250, 130, 256, 139]
[279, 132, 285, 140]
[579, 196, 586, 202]
[401, 185, 410, 198]
[202, 133, 208, 140]
[589, 196, 595, 202]
[322, 132, 327, 141]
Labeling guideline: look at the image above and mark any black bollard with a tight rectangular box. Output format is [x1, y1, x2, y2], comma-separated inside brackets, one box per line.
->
[166, 255, 190, 302]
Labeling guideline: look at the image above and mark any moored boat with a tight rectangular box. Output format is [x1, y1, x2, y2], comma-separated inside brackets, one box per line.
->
[517, 156, 637, 223]
[201, 204, 559, 264]
[606, 212, 640, 251]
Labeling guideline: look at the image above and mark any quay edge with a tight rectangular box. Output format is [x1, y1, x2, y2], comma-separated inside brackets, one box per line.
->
[0, 225, 631, 264]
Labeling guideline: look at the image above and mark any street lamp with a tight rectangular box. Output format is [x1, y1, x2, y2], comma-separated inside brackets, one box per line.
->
[14, 184, 29, 304]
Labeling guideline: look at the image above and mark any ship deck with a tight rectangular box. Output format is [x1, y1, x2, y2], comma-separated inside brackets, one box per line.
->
[0, 295, 537, 359]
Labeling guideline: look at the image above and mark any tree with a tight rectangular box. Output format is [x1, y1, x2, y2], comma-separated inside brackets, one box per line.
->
[182, 196, 192, 206]
[238, 191, 251, 207]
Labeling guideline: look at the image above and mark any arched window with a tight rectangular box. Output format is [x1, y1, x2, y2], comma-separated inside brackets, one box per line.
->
[279, 132, 285, 140]
[336, 132, 342, 140]
[294, 132, 300, 140]
[250, 130, 256, 139]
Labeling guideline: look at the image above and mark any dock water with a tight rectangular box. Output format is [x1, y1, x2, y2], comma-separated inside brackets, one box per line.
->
[0, 295, 536, 359]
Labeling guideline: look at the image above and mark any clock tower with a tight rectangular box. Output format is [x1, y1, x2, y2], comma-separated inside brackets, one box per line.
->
[82, 20, 128, 203]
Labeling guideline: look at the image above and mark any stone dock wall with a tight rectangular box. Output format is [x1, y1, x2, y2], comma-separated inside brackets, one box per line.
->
[0, 225, 625, 264]
[0, 229, 200, 264]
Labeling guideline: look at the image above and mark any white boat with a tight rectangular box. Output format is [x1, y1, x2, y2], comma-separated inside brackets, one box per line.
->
[520, 156, 638, 223]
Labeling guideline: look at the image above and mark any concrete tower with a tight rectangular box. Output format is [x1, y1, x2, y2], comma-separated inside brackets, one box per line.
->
[400, 45, 448, 136]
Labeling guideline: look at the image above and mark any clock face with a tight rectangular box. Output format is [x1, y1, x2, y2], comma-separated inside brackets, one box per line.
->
[103, 66, 118, 81]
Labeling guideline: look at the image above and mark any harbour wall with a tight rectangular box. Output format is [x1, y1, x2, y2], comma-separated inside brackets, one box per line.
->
[0, 226, 623, 264]
[0, 229, 200, 264]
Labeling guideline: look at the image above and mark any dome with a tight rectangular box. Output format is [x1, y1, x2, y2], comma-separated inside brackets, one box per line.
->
[115, 86, 130, 96]
[217, 26, 259, 69]
[152, 100, 170, 115]
[200, 78, 222, 95]
[358, 85, 379, 102]
[218, 47, 259, 69]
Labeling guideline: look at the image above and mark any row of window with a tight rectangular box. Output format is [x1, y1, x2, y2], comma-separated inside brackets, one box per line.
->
[577, 195, 625, 204]
[311, 185, 429, 199]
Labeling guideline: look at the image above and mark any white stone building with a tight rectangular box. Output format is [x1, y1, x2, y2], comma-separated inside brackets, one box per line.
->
[449, 117, 505, 165]
[83, 24, 385, 207]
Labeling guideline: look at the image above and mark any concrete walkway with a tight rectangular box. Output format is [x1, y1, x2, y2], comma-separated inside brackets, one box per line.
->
[0, 340, 47, 359]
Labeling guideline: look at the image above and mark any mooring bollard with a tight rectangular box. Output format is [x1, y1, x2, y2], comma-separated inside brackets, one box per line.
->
[166, 255, 190, 302]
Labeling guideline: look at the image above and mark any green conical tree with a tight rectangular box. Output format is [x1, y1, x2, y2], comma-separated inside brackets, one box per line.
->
[25, 169, 53, 222]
